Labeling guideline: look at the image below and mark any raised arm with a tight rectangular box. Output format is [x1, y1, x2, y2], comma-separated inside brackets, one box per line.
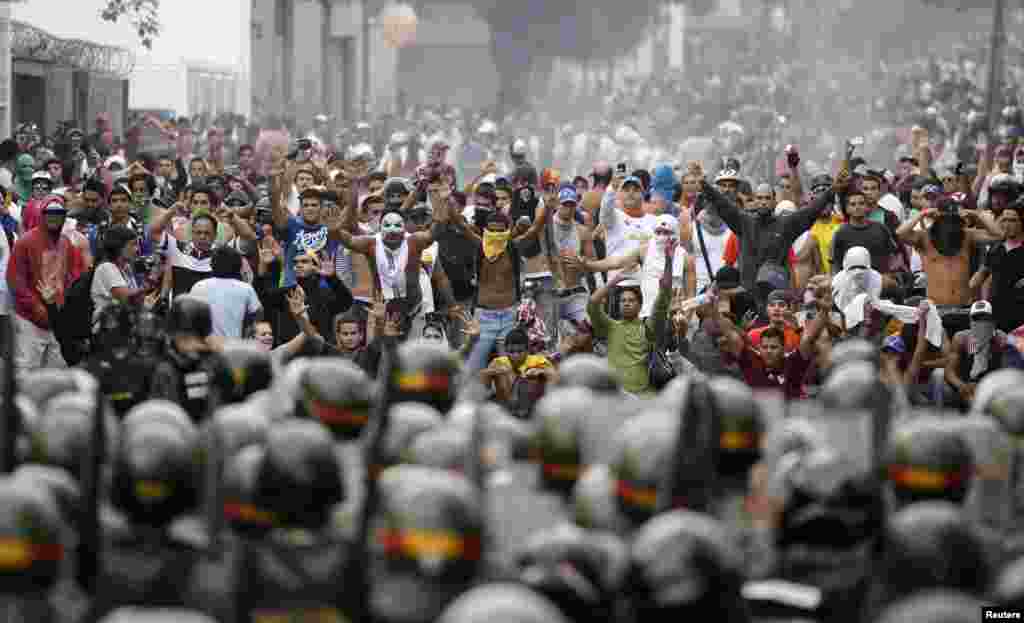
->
[781, 188, 833, 243]
[325, 202, 373, 255]
[577, 245, 643, 273]
[895, 209, 929, 248]
[699, 181, 745, 235]
[269, 150, 290, 231]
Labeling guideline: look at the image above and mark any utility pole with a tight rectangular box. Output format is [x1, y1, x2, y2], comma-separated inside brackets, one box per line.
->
[984, 0, 1006, 142]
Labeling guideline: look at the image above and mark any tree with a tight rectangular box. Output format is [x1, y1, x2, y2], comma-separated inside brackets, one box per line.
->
[99, 0, 161, 49]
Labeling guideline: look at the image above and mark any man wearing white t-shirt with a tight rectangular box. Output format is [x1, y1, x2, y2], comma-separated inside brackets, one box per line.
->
[598, 175, 658, 317]
[189, 246, 262, 338]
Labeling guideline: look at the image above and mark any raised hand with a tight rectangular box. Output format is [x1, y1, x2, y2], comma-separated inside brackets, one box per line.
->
[287, 286, 307, 317]
[461, 313, 481, 340]
[36, 279, 57, 305]
[319, 251, 337, 278]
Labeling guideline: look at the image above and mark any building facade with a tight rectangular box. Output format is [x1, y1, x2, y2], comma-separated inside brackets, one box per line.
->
[3, 16, 132, 139]
[250, 0, 496, 127]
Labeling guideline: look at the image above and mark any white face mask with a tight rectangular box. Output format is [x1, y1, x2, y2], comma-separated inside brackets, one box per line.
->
[851, 269, 870, 292]
[381, 213, 405, 237]
[1013, 160, 1024, 182]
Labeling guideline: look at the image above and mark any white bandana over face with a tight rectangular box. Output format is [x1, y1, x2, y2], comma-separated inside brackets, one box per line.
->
[653, 214, 679, 249]
[832, 246, 882, 317]
[381, 212, 405, 242]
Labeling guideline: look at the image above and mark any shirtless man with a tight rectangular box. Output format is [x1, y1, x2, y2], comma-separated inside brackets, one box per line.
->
[453, 195, 548, 374]
[895, 196, 1002, 307]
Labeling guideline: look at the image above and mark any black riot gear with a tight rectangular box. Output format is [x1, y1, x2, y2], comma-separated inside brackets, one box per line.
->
[555, 355, 622, 394]
[391, 341, 462, 414]
[165, 295, 213, 340]
[222, 445, 275, 538]
[13, 464, 81, 531]
[874, 590, 981, 623]
[572, 465, 627, 534]
[820, 360, 896, 469]
[609, 409, 677, 529]
[993, 556, 1024, 612]
[437, 583, 570, 623]
[405, 425, 471, 473]
[515, 524, 627, 623]
[871, 502, 991, 615]
[199, 403, 269, 460]
[111, 402, 200, 527]
[370, 465, 484, 623]
[29, 392, 118, 480]
[531, 387, 596, 499]
[376, 402, 443, 472]
[150, 297, 218, 422]
[255, 419, 345, 530]
[886, 417, 973, 508]
[747, 447, 883, 623]
[707, 376, 764, 480]
[291, 357, 374, 440]
[205, 343, 274, 405]
[628, 510, 751, 622]
[229, 420, 349, 623]
[18, 367, 96, 412]
[0, 476, 66, 595]
[971, 369, 1024, 417]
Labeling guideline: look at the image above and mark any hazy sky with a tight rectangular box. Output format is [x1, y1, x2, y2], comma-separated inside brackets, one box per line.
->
[11, 0, 249, 68]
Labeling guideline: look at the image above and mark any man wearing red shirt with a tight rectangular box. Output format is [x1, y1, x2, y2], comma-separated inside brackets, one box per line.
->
[7, 197, 86, 374]
[748, 289, 801, 353]
[708, 287, 833, 400]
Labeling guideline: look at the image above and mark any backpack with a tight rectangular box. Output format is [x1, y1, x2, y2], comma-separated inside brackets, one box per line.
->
[60, 269, 97, 340]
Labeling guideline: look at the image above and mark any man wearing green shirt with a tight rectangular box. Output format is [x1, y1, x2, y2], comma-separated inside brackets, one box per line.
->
[588, 238, 675, 396]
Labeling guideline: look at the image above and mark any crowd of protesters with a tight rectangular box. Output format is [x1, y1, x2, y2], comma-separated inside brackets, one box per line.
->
[1, 29, 1024, 621]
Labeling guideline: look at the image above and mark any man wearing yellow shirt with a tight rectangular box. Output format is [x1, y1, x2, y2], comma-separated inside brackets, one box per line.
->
[480, 328, 557, 417]
[807, 174, 843, 275]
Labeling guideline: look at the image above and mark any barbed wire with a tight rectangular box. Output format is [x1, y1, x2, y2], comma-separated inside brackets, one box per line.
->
[10, 20, 136, 78]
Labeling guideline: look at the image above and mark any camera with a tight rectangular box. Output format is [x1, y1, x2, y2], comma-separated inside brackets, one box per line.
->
[256, 206, 274, 226]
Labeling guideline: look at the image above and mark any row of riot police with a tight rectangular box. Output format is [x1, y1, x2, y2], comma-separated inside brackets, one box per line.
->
[3, 291, 1024, 622]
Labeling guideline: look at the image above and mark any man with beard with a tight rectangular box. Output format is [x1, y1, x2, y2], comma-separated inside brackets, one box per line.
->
[700, 168, 832, 305]
[896, 194, 1002, 307]
[972, 203, 1024, 332]
[941, 300, 1010, 409]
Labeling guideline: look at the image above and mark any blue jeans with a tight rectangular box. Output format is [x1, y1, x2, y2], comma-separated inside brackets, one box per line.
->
[467, 306, 518, 374]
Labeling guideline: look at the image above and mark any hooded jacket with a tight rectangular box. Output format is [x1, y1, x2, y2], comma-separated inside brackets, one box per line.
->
[7, 223, 86, 329]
